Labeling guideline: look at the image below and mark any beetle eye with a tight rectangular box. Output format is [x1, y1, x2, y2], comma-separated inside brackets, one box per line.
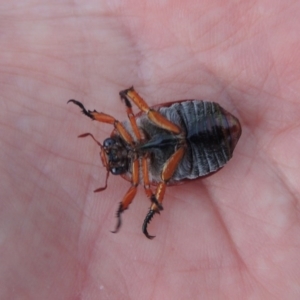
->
[111, 166, 125, 175]
[103, 138, 115, 148]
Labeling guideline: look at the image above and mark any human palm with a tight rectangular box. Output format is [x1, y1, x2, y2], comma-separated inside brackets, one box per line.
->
[1, 1, 300, 299]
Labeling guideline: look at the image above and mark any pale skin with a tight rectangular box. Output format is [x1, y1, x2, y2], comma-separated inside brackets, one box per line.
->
[1, 1, 300, 299]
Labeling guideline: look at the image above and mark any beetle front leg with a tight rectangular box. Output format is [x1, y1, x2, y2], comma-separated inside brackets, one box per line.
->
[142, 147, 185, 239]
[119, 87, 182, 134]
[111, 158, 139, 234]
[68, 99, 134, 145]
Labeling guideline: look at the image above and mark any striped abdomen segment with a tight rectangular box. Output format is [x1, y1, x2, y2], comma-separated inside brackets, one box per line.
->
[159, 100, 241, 180]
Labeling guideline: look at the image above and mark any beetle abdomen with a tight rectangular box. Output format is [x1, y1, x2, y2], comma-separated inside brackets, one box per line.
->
[158, 100, 241, 180]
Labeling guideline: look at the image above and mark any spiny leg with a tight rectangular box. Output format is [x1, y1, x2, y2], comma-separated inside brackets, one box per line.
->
[68, 99, 134, 145]
[142, 147, 185, 239]
[142, 182, 166, 239]
[111, 158, 139, 234]
[119, 87, 182, 134]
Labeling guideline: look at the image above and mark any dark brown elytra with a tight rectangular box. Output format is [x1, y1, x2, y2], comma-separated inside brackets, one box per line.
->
[68, 87, 242, 239]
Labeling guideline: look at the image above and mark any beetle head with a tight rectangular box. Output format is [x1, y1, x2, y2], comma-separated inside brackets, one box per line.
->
[101, 137, 128, 175]
[77, 133, 129, 193]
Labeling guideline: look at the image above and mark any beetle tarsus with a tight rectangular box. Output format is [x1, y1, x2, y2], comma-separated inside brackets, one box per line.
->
[150, 195, 164, 211]
[68, 99, 95, 120]
[111, 202, 123, 234]
[119, 86, 134, 97]
[119, 87, 135, 108]
[119, 93, 132, 108]
[142, 209, 157, 239]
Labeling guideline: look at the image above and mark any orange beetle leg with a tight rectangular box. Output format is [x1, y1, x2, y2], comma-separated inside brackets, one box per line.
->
[142, 182, 167, 240]
[119, 87, 182, 135]
[142, 157, 152, 197]
[119, 92, 142, 141]
[161, 147, 185, 181]
[68, 99, 134, 145]
[142, 147, 185, 239]
[142, 156, 163, 211]
[111, 158, 139, 234]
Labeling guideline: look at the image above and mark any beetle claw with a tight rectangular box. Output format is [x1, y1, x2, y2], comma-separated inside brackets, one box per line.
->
[142, 209, 157, 239]
[111, 203, 123, 234]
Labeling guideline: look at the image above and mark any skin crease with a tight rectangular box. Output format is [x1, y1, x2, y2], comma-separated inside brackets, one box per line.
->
[0, 0, 300, 299]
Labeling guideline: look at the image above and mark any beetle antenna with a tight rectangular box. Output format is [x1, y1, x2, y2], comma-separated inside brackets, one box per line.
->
[78, 133, 103, 148]
[76, 133, 110, 192]
[94, 170, 109, 193]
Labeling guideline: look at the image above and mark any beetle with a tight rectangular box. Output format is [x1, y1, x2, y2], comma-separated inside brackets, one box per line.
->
[68, 87, 241, 239]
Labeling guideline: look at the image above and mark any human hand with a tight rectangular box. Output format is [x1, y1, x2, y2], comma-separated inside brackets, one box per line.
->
[1, 1, 300, 299]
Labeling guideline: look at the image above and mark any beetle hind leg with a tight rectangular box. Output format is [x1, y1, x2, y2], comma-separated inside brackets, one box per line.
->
[142, 156, 164, 211]
[142, 182, 166, 239]
[142, 209, 159, 239]
[142, 146, 185, 239]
